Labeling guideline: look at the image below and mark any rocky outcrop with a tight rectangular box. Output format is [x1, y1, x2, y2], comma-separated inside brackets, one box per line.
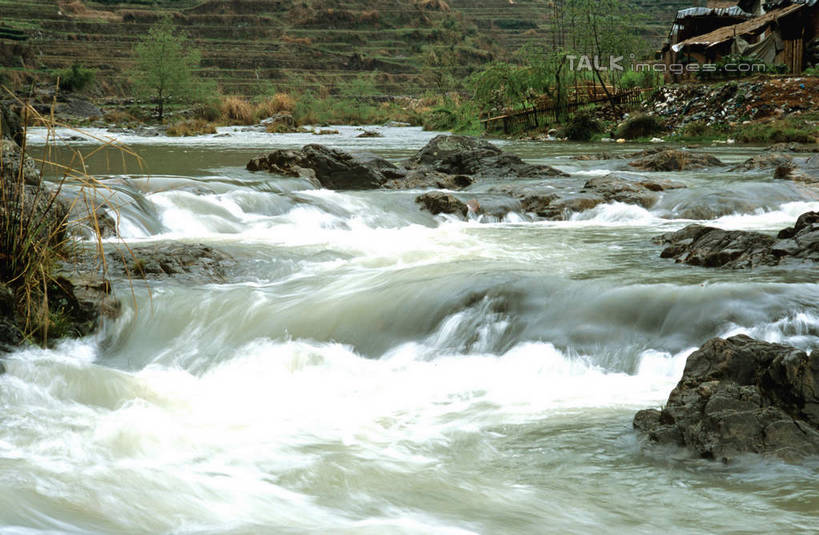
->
[730, 153, 794, 172]
[502, 174, 684, 220]
[262, 112, 297, 133]
[634, 335, 819, 461]
[1, 138, 40, 186]
[656, 212, 819, 268]
[247, 145, 401, 189]
[582, 174, 685, 208]
[406, 135, 567, 178]
[71, 243, 235, 283]
[246, 145, 397, 188]
[247, 135, 568, 190]
[629, 149, 724, 172]
[415, 192, 467, 217]
[775, 154, 819, 184]
[0, 101, 23, 146]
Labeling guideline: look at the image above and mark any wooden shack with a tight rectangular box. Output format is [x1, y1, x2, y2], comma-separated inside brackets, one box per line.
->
[663, 0, 819, 75]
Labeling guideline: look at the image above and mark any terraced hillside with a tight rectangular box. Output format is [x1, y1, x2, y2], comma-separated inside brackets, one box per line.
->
[0, 0, 698, 96]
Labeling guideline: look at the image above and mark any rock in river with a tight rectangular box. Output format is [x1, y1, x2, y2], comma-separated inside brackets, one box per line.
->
[656, 212, 819, 268]
[247, 135, 568, 190]
[415, 192, 468, 217]
[629, 149, 724, 172]
[634, 335, 819, 462]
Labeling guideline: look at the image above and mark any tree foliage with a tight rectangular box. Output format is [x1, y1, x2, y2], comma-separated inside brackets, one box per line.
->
[132, 18, 202, 121]
[468, 0, 651, 120]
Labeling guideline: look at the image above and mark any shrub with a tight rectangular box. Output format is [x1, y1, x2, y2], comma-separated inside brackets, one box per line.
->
[166, 118, 217, 137]
[619, 69, 659, 90]
[193, 100, 221, 122]
[254, 93, 295, 120]
[565, 109, 602, 141]
[103, 109, 137, 125]
[58, 64, 95, 92]
[1, 100, 126, 346]
[804, 66, 819, 77]
[220, 96, 255, 125]
[616, 113, 663, 139]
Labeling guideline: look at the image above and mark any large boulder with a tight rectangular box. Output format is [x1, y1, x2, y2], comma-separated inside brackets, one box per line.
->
[730, 153, 794, 172]
[73, 243, 236, 283]
[657, 212, 819, 268]
[0, 101, 23, 146]
[582, 174, 685, 208]
[407, 135, 568, 178]
[415, 192, 468, 217]
[656, 225, 778, 268]
[247, 145, 401, 189]
[629, 149, 724, 172]
[1, 138, 40, 186]
[247, 136, 567, 190]
[634, 335, 819, 461]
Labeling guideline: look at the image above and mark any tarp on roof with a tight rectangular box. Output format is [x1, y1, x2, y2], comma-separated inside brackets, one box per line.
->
[675, 7, 752, 19]
[731, 31, 784, 62]
[671, 3, 805, 52]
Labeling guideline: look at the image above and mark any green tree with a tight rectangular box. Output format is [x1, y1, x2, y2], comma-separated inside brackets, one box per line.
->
[132, 18, 202, 121]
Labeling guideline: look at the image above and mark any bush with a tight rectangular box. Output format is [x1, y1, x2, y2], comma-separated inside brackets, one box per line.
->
[220, 96, 255, 125]
[616, 113, 663, 139]
[804, 66, 819, 77]
[254, 93, 295, 120]
[58, 64, 95, 92]
[565, 109, 603, 141]
[193, 100, 221, 122]
[166, 118, 217, 137]
[735, 121, 817, 144]
[619, 69, 659, 90]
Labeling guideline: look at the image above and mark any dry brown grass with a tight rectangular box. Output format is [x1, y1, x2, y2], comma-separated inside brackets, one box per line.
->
[220, 96, 255, 125]
[58, 0, 122, 22]
[282, 35, 312, 46]
[166, 119, 217, 137]
[2, 87, 141, 345]
[254, 93, 295, 119]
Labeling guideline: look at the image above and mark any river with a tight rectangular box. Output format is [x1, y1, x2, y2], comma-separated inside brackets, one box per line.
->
[2, 126, 818, 534]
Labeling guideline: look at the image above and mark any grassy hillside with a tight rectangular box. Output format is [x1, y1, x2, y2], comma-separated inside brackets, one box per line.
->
[0, 0, 696, 97]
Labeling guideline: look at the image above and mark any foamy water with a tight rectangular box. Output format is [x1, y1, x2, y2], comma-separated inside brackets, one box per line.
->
[3, 129, 818, 534]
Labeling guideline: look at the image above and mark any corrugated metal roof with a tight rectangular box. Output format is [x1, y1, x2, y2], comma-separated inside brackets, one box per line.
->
[675, 6, 753, 19]
[765, 0, 818, 9]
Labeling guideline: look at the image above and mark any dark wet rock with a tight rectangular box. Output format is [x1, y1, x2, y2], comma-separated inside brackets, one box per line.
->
[405, 135, 568, 178]
[56, 97, 102, 120]
[772, 212, 819, 262]
[1, 139, 40, 186]
[629, 150, 724, 172]
[776, 155, 819, 184]
[765, 142, 819, 153]
[248, 136, 565, 190]
[582, 174, 685, 208]
[656, 213, 818, 268]
[382, 169, 473, 190]
[247, 145, 399, 190]
[99, 243, 235, 283]
[656, 225, 778, 268]
[415, 192, 467, 217]
[0, 101, 23, 146]
[512, 191, 603, 220]
[571, 152, 622, 161]
[634, 335, 819, 461]
[262, 112, 297, 133]
[357, 130, 383, 138]
[0, 284, 22, 353]
[730, 153, 794, 172]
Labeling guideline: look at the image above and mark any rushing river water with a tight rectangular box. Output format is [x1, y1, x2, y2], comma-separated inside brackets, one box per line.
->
[3, 126, 819, 534]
